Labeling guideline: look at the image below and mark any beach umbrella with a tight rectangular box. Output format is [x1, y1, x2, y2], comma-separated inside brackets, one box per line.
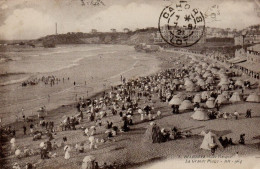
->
[184, 79, 194, 86]
[179, 100, 194, 111]
[246, 93, 260, 103]
[215, 94, 229, 104]
[229, 92, 242, 102]
[200, 131, 223, 150]
[193, 94, 201, 103]
[169, 96, 183, 106]
[201, 91, 210, 100]
[206, 97, 215, 109]
[186, 83, 199, 92]
[191, 108, 209, 121]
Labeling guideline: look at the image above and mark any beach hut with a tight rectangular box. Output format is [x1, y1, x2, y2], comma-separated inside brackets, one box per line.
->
[206, 97, 215, 109]
[215, 94, 228, 104]
[179, 100, 194, 111]
[246, 93, 260, 103]
[229, 92, 242, 102]
[193, 94, 201, 103]
[169, 96, 182, 106]
[191, 108, 209, 121]
[200, 131, 223, 150]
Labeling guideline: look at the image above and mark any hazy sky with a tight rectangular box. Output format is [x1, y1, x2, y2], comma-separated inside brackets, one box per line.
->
[0, 0, 259, 40]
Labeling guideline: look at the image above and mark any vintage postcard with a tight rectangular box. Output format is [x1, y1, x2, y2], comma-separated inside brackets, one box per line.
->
[0, 0, 260, 169]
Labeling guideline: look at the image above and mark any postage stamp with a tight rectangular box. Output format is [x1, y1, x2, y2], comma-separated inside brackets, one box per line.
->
[158, 0, 205, 47]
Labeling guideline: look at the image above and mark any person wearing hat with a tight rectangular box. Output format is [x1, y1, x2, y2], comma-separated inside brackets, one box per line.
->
[234, 111, 239, 120]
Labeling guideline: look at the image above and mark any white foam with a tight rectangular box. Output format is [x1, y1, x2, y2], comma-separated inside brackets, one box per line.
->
[0, 76, 30, 86]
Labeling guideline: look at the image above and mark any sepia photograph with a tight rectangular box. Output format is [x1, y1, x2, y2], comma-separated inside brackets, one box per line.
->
[0, 0, 260, 168]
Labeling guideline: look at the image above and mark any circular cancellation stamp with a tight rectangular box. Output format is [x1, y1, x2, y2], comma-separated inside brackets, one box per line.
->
[158, 0, 205, 47]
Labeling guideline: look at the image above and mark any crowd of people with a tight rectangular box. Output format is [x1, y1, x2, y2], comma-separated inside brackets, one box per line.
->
[1, 51, 258, 169]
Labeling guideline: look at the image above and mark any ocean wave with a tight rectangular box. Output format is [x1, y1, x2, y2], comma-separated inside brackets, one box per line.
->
[0, 76, 30, 86]
[30, 47, 101, 57]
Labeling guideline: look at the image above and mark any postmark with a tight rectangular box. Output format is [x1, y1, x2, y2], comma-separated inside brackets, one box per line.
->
[158, 0, 205, 47]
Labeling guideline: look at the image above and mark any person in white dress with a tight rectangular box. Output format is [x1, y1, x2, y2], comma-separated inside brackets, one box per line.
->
[64, 145, 71, 159]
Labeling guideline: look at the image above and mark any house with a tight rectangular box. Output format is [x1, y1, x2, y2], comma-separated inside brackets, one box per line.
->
[111, 29, 116, 33]
[91, 29, 97, 33]
[234, 36, 243, 46]
[123, 28, 130, 33]
[235, 44, 260, 79]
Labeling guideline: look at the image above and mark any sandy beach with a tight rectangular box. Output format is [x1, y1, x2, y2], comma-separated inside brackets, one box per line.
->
[1, 46, 260, 169]
[0, 45, 161, 125]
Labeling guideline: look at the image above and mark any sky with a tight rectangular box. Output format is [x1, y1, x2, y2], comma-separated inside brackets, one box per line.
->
[0, 0, 259, 40]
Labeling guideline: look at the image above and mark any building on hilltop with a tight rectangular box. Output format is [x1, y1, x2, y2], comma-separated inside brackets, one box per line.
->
[123, 28, 130, 33]
[91, 29, 97, 34]
[154, 25, 206, 45]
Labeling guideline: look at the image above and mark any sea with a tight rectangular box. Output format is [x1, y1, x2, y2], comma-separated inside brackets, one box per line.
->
[0, 44, 160, 124]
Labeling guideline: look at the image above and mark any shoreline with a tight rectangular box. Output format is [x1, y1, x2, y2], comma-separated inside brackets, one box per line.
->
[0, 48, 164, 126]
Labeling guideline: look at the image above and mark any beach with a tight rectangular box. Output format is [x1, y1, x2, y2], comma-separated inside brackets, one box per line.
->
[1, 45, 260, 169]
[0, 45, 161, 125]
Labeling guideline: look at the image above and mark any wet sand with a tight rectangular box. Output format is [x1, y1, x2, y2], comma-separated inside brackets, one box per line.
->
[0, 45, 161, 125]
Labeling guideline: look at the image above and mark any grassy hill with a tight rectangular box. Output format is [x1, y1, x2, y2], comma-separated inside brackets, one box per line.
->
[33, 28, 157, 47]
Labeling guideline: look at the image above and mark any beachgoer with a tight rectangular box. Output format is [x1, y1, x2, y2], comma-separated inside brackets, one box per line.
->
[23, 126, 27, 135]
[239, 134, 245, 145]
[234, 111, 239, 120]
[64, 145, 71, 159]
[29, 124, 34, 134]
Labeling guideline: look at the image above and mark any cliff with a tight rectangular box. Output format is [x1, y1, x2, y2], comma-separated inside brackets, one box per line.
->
[35, 28, 158, 46]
